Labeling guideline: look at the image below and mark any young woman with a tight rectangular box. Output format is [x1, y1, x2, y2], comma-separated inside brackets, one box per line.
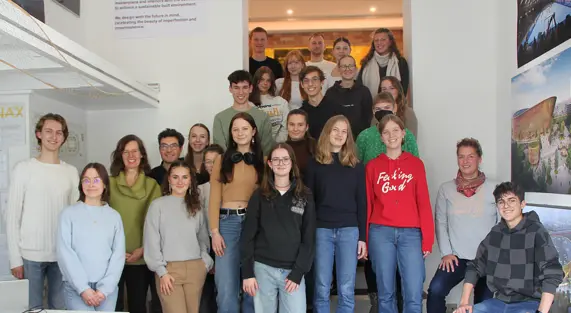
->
[57, 163, 125, 312]
[366, 114, 434, 313]
[109, 134, 162, 313]
[427, 138, 496, 313]
[380, 76, 418, 137]
[356, 92, 418, 165]
[209, 112, 264, 313]
[250, 66, 290, 143]
[325, 55, 373, 137]
[276, 50, 307, 110]
[357, 28, 410, 97]
[329, 37, 352, 80]
[184, 123, 211, 184]
[306, 115, 367, 313]
[144, 160, 213, 313]
[240, 143, 316, 313]
[197, 144, 224, 313]
[285, 109, 316, 182]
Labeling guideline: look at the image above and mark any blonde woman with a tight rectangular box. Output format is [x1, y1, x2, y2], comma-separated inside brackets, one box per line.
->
[306, 115, 367, 313]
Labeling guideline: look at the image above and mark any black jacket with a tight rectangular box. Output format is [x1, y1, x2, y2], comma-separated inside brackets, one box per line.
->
[301, 94, 347, 140]
[325, 81, 373, 137]
[240, 183, 316, 284]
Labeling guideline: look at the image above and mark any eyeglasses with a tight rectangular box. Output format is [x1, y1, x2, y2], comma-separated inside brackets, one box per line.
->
[270, 157, 291, 165]
[496, 197, 519, 208]
[159, 143, 180, 150]
[81, 177, 102, 185]
[339, 65, 356, 70]
[302, 77, 321, 85]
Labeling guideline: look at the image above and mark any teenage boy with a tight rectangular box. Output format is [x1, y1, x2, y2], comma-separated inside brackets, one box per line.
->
[249, 27, 283, 79]
[6, 113, 79, 309]
[149, 128, 185, 186]
[300, 65, 346, 139]
[455, 182, 563, 313]
[213, 70, 274, 156]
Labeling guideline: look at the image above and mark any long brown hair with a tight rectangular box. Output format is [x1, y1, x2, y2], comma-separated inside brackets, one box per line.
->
[162, 160, 201, 217]
[286, 109, 316, 156]
[78, 163, 110, 204]
[380, 76, 407, 123]
[184, 123, 210, 171]
[110, 134, 151, 176]
[360, 28, 402, 68]
[315, 115, 359, 167]
[280, 50, 307, 102]
[260, 143, 308, 200]
[250, 66, 277, 106]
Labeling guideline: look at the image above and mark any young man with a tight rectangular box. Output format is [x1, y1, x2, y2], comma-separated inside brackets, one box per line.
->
[306, 33, 336, 75]
[455, 182, 563, 313]
[6, 113, 79, 309]
[149, 128, 185, 186]
[249, 27, 283, 79]
[300, 65, 346, 139]
[325, 55, 373, 137]
[213, 70, 274, 156]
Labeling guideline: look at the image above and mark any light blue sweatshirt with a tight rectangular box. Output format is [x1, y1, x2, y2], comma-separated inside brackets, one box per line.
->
[57, 201, 125, 297]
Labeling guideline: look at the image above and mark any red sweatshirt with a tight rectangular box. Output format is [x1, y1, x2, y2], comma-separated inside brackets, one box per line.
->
[365, 152, 434, 252]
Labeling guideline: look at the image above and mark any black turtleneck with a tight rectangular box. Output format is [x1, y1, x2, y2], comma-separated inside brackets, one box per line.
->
[306, 153, 367, 241]
[287, 138, 316, 183]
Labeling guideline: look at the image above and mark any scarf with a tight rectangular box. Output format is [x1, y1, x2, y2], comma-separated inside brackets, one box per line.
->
[455, 170, 486, 197]
[360, 51, 401, 98]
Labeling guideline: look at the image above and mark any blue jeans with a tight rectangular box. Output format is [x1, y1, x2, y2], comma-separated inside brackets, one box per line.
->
[63, 282, 118, 311]
[313, 227, 359, 313]
[23, 259, 64, 309]
[369, 225, 425, 313]
[214, 213, 254, 313]
[253, 262, 306, 313]
[473, 298, 539, 313]
[427, 258, 492, 313]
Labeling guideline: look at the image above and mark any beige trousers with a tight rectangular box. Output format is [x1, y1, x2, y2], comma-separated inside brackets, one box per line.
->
[156, 259, 207, 313]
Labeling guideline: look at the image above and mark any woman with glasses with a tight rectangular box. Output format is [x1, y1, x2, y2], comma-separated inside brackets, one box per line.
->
[209, 112, 264, 313]
[184, 123, 211, 184]
[325, 55, 373, 137]
[357, 28, 409, 97]
[57, 163, 125, 311]
[307, 115, 367, 313]
[250, 66, 290, 143]
[240, 143, 316, 313]
[379, 76, 417, 137]
[276, 50, 308, 110]
[109, 134, 162, 313]
[144, 160, 213, 313]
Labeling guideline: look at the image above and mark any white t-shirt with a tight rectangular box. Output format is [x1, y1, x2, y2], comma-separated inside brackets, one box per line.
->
[259, 94, 290, 143]
[306, 59, 337, 75]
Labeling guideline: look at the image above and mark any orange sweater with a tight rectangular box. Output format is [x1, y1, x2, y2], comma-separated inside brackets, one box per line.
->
[208, 155, 259, 231]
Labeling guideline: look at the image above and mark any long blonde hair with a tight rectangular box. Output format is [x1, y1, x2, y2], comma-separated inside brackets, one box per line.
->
[315, 115, 359, 167]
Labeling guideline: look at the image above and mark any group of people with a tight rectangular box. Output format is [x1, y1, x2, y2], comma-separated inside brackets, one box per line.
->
[3, 26, 565, 313]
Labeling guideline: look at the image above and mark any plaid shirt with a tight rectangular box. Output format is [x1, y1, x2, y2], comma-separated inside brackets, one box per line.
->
[465, 211, 563, 303]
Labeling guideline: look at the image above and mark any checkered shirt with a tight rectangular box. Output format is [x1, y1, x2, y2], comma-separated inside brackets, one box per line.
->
[465, 211, 563, 303]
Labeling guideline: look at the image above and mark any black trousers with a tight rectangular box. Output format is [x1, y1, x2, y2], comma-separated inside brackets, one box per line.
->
[115, 264, 162, 313]
[365, 259, 403, 312]
[199, 241, 217, 313]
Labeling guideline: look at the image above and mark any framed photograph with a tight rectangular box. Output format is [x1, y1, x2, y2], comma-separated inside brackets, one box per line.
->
[52, 0, 79, 17]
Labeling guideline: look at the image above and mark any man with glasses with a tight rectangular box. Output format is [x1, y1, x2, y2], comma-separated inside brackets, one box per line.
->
[300, 66, 346, 139]
[454, 182, 563, 313]
[325, 55, 373, 137]
[6, 113, 79, 309]
[149, 128, 185, 188]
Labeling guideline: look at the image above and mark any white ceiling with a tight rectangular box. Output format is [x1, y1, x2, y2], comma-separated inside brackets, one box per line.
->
[249, 0, 403, 20]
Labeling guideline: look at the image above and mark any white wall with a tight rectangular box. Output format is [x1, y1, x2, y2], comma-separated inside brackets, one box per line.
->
[44, 0, 84, 45]
[405, 0, 516, 305]
[45, 0, 249, 167]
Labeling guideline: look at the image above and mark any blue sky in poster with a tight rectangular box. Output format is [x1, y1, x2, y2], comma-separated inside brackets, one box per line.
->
[512, 46, 571, 112]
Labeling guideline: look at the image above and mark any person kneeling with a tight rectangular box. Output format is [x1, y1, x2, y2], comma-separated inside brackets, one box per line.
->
[455, 182, 563, 313]
[240, 143, 316, 313]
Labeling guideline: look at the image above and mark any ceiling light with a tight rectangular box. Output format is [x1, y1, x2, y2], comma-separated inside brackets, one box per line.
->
[370, 7, 376, 12]
[287, 9, 293, 15]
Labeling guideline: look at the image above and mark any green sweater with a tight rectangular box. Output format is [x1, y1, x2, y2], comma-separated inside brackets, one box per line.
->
[356, 125, 419, 165]
[212, 105, 275, 156]
[109, 172, 162, 265]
